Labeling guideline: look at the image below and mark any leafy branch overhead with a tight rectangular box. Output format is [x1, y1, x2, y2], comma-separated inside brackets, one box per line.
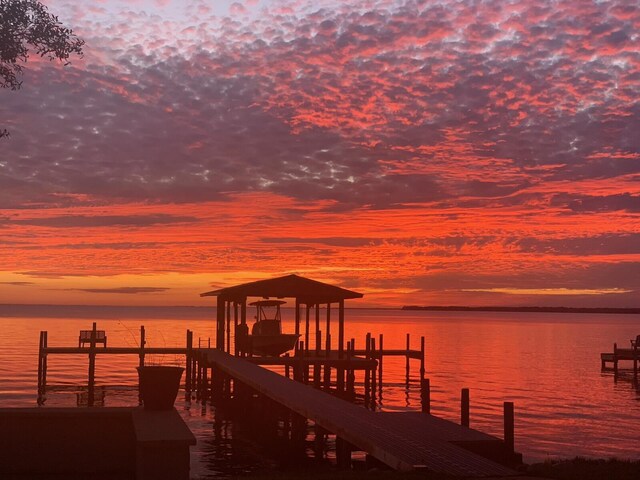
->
[1, 0, 84, 136]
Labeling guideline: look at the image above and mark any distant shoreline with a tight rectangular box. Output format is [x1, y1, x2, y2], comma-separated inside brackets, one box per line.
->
[402, 306, 640, 314]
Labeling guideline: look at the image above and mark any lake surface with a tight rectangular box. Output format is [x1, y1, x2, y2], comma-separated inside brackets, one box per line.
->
[0, 305, 638, 476]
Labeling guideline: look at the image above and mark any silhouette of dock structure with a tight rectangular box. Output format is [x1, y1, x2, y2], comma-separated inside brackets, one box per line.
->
[190, 348, 520, 475]
[36, 274, 523, 476]
[601, 335, 640, 382]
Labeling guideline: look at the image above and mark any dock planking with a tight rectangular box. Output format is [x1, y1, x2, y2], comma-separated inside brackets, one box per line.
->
[204, 349, 518, 477]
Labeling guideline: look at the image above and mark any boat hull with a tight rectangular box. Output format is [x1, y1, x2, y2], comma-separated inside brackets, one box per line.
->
[249, 334, 299, 356]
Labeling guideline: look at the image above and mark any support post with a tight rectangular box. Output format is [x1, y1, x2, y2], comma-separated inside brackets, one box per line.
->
[378, 333, 383, 387]
[613, 342, 618, 378]
[88, 322, 97, 407]
[202, 363, 209, 403]
[405, 333, 410, 384]
[323, 333, 331, 390]
[364, 333, 371, 406]
[370, 337, 377, 410]
[461, 388, 470, 427]
[633, 341, 638, 383]
[216, 296, 225, 350]
[139, 325, 146, 369]
[315, 304, 320, 352]
[42, 331, 48, 394]
[226, 301, 231, 353]
[284, 353, 290, 378]
[325, 303, 331, 352]
[185, 330, 193, 392]
[421, 378, 430, 413]
[335, 437, 352, 469]
[338, 299, 345, 358]
[233, 302, 239, 355]
[294, 299, 301, 354]
[504, 401, 515, 453]
[305, 305, 310, 352]
[37, 331, 44, 398]
[420, 336, 425, 379]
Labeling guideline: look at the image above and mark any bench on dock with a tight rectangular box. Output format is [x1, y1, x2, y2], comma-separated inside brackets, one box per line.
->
[79, 330, 107, 347]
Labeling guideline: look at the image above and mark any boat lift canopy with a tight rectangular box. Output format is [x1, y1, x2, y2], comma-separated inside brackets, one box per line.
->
[200, 274, 363, 354]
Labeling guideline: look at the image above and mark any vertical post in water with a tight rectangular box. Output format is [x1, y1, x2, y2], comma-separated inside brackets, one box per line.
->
[633, 341, 638, 383]
[37, 331, 44, 399]
[378, 333, 384, 387]
[185, 330, 193, 392]
[305, 305, 310, 353]
[315, 304, 320, 352]
[370, 337, 377, 410]
[420, 336, 425, 379]
[42, 331, 48, 396]
[338, 300, 345, 358]
[421, 377, 430, 414]
[226, 301, 231, 354]
[504, 401, 515, 453]
[139, 325, 146, 368]
[613, 342, 618, 378]
[285, 353, 290, 378]
[405, 333, 410, 384]
[364, 333, 371, 406]
[88, 322, 97, 406]
[323, 333, 331, 390]
[216, 296, 225, 350]
[325, 304, 331, 353]
[461, 388, 470, 427]
[294, 299, 301, 354]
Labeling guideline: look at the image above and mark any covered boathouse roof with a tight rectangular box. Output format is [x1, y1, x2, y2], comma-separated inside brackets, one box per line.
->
[200, 274, 363, 304]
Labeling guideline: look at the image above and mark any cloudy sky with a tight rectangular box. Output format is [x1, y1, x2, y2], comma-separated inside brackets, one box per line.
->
[1, 0, 638, 307]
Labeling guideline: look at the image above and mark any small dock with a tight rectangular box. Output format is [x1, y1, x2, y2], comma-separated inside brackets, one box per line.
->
[195, 349, 520, 476]
[601, 340, 639, 382]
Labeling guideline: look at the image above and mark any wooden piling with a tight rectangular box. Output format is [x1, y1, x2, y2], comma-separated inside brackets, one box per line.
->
[37, 331, 45, 398]
[185, 330, 193, 392]
[378, 333, 384, 387]
[420, 336, 425, 379]
[504, 401, 515, 453]
[42, 331, 47, 393]
[613, 342, 618, 377]
[370, 337, 377, 410]
[226, 301, 231, 353]
[405, 333, 410, 383]
[305, 305, 310, 352]
[88, 323, 97, 406]
[633, 341, 638, 383]
[421, 378, 430, 414]
[461, 388, 470, 427]
[364, 333, 371, 406]
[324, 333, 331, 390]
[138, 325, 146, 369]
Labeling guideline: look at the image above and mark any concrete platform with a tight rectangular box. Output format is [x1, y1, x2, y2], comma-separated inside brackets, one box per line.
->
[0, 407, 195, 480]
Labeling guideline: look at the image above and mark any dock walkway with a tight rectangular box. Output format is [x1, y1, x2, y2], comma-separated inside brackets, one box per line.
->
[205, 349, 517, 477]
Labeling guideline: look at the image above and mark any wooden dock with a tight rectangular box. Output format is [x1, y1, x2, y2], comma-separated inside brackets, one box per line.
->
[36, 322, 523, 476]
[600, 341, 639, 382]
[200, 349, 519, 476]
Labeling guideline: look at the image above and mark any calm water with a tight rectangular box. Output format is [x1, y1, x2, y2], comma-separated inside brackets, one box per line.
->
[0, 305, 639, 475]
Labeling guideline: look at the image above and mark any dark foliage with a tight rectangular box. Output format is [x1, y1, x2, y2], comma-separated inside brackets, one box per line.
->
[1, 0, 84, 136]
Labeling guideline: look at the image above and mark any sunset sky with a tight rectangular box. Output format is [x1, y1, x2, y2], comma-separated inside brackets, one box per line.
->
[1, 0, 638, 307]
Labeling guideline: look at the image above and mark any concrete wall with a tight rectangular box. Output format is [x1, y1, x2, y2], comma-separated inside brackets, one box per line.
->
[0, 407, 195, 480]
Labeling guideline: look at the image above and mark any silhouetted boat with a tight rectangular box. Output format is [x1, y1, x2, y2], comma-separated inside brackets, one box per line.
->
[248, 300, 299, 356]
